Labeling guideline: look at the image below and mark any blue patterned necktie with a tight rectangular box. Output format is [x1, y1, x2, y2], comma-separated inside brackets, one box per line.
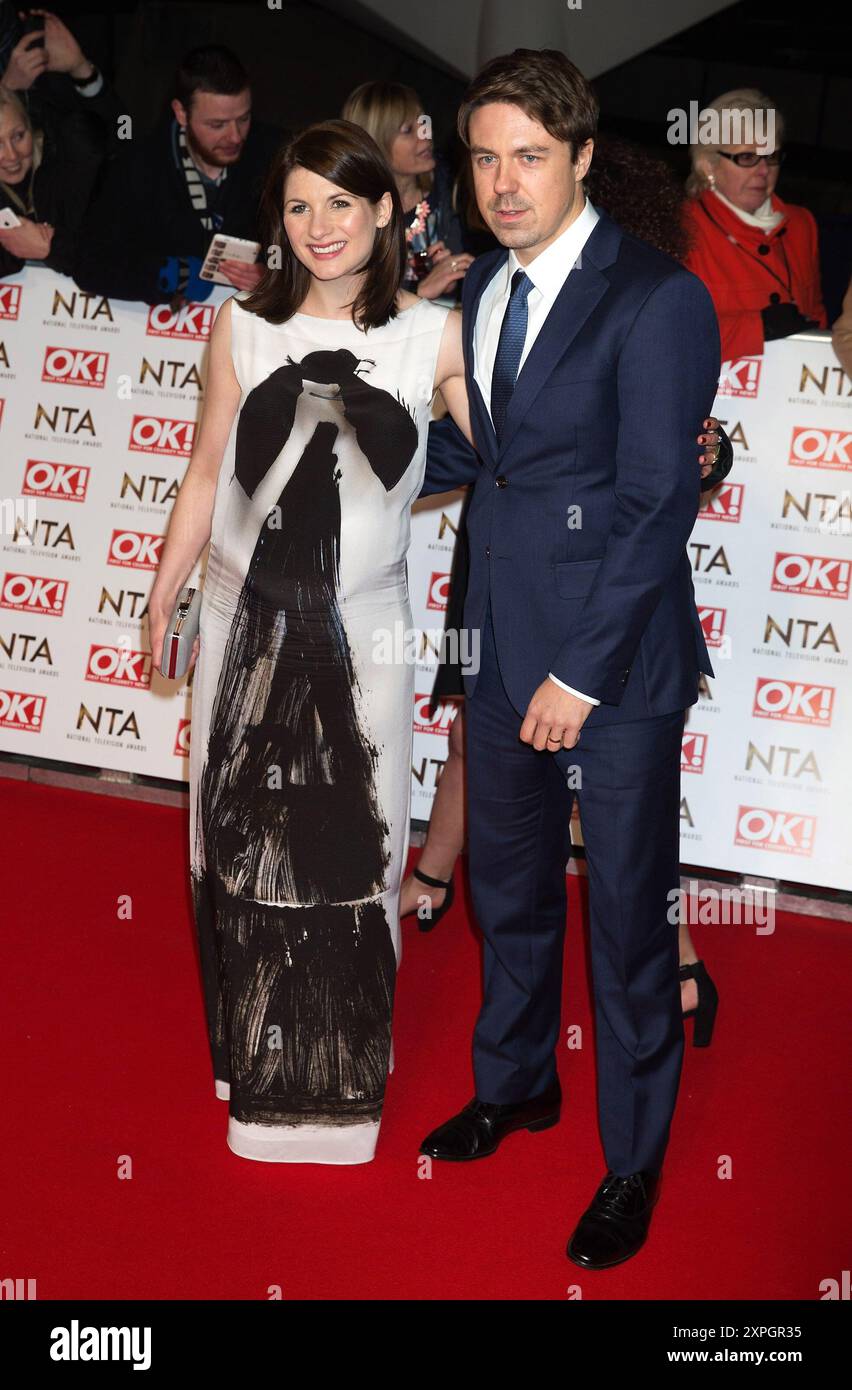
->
[490, 267, 533, 441]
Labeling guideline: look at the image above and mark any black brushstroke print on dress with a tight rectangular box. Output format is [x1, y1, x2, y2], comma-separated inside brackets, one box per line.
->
[193, 349, 418, 1128]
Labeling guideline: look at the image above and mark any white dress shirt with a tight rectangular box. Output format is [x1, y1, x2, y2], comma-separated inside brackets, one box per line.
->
[473, 196, 602, 707]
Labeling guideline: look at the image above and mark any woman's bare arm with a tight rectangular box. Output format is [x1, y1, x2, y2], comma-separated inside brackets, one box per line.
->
[148, 296, 242, 665]
[433, 307, 473, 445]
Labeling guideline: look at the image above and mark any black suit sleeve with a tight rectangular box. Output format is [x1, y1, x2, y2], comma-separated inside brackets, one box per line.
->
[419, 415, 481, 497]
[71, 148, 170, 303]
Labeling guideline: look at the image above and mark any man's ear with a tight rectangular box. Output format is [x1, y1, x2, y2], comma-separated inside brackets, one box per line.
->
[376, 190, 393, 229]
[575, 138, 594, 183]
[171, 98, 187, 129]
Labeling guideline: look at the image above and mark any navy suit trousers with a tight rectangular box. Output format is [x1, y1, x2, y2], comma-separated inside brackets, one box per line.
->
[465, 597, 687, 1175]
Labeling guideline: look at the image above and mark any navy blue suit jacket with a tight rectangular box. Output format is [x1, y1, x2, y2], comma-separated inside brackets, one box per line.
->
[420, 208, 721, 727]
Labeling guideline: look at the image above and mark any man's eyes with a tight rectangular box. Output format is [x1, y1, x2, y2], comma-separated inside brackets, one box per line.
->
[476, 155, 541, 166]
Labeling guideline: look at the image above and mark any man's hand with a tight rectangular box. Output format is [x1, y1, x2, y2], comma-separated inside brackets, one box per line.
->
[28, 9, 87, 74]
[218, 258, 265, 292]
[0, 217, 54, 260]
[520, 678, 594, 751]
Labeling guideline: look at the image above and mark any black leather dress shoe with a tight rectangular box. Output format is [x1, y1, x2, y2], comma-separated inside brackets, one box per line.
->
[566, 1170, 660, 1269]
[419, 1082, 561, 1160]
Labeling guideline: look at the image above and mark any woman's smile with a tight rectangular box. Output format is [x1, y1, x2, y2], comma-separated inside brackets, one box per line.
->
[306, 240, 347, 259]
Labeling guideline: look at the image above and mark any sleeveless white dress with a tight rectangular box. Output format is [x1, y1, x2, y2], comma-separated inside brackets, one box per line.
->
[188, 292, 452, 1164]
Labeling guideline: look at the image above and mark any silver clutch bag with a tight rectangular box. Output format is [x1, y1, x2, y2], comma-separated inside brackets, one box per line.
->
[159, 586, 201, 679]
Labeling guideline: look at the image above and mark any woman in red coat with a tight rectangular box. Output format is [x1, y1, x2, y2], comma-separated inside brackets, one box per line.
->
[683, 88, 826, 362]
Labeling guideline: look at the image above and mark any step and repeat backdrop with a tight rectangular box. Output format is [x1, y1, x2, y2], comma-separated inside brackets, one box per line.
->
[0, 267, 849, 889]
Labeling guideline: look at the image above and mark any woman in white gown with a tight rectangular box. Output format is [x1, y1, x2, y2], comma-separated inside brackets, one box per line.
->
[149, 119, 471, 1165]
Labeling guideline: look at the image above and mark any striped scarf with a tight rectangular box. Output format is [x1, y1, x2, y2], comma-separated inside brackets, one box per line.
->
[176, 121, 226, 229]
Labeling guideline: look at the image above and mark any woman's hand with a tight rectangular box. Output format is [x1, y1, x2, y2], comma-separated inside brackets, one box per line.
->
[1, 31, 49, 89]
[416, 251, 474, 300]
[0, 217, 54, 260]
[147, 596, 170, 674]
[148, 595, 200, 678]
[184, 634, 201, 676]
[155, 628, 200, 679]
[698, 415, 723, 479]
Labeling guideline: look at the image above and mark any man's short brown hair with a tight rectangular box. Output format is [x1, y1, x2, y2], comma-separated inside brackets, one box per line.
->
[458, 48, 599, 159]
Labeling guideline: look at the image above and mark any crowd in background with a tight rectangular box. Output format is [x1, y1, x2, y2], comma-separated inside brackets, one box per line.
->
[2, 11, 848, 1040]
[0, 8, 849, 368]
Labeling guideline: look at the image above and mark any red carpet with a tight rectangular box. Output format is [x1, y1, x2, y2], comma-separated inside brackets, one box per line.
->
[1, 778, 849, 1300]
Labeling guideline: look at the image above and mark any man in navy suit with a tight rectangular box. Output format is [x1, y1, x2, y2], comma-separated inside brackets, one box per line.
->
[418, 49, 723, 1269]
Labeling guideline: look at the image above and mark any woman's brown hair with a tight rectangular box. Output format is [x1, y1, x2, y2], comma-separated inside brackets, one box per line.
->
[586, 134, 690, 261]
[240, 119, 406, 331]
[457, 47, 599, 157]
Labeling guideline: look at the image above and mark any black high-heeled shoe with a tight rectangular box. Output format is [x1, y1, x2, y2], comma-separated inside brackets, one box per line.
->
[679, 960, 719, 1047]
[407, 865, 455, 932]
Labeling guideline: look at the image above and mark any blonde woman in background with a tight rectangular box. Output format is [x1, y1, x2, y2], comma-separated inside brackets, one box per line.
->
[343, 79, 474, 299]
[0, 10, 120, 278]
